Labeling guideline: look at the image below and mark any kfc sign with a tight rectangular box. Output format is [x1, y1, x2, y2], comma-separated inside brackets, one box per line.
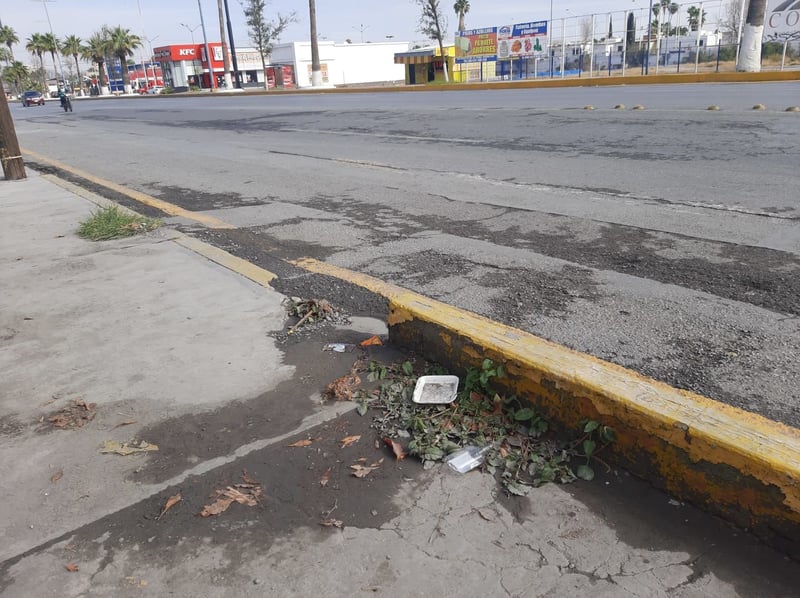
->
[178, 48, 196, 57]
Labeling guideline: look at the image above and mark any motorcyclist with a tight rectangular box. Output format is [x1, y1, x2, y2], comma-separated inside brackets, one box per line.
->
[57, 87, 68, 108]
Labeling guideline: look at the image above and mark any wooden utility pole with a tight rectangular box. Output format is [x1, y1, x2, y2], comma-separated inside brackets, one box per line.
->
[0, 78, 26, 181]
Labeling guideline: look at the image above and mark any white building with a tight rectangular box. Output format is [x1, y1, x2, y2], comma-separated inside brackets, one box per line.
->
[269, 40, 409, 88]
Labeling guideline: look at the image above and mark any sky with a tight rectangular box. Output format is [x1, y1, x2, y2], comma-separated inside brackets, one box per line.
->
[3, 0, 732, 65]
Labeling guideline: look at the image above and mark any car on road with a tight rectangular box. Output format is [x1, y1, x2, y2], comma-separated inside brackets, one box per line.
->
[21, 91, 45, 107]
[138, 86, 165, 95]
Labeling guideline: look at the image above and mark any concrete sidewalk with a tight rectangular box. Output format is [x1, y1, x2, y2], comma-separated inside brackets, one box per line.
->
[1, 172, 799, 597]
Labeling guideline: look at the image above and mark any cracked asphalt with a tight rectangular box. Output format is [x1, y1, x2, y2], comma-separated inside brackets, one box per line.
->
[13, 84, 800, 427]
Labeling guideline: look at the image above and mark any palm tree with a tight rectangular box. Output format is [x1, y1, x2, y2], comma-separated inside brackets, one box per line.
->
[737, 0, 766, 72]
[82, 31, 110, 93]
[0, 46, 11, 65]
[25, 33, 48, 92]
[0, 25, 19, 62]
[106, 26, 141, 93]
[61, 35, 85, 94]
[41, 32, 61, 84]
[3, 60, 29, 94]
[453, 0, 470, 33]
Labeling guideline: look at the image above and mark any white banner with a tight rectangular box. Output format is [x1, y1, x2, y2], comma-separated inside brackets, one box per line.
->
[765, 1, 800, 41]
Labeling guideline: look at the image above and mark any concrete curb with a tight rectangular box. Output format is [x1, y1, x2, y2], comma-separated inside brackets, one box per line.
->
[292, 258, 800, 557]
[23, 147, 800, 557]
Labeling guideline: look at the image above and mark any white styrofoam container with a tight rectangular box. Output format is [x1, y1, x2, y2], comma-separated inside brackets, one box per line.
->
[412, 375, 459, 404]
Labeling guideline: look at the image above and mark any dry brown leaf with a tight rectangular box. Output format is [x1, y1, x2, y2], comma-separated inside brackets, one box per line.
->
[65, 564, 79, 572]
[50, 470, 63, 484]
[383, 437, 407, 461]
[288, 439, 313, 447]
[324, 372, 361, 401]
[241, 469, 259, 485]
[198, 474, 263, 517]
[320, 518, 343, 528]
[198, 496, 235, 517]
[320, 467, 331, 487]
[477, 508, 495, 522]
[350, 464, 379, 479]
[100, 440, 158, 455]
[340, 435, 361, 449]
[359, 335, 383, 347]
[157, 492, 182, 520]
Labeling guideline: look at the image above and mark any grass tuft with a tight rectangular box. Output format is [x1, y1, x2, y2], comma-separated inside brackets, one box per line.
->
[78, 206, 161, 241]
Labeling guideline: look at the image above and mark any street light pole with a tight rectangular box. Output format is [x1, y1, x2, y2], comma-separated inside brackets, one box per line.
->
[181, 23, 201, 84]
[38, 0, 66, 89]
[181, 23, 200, 45]
[198, 0, 216, 90]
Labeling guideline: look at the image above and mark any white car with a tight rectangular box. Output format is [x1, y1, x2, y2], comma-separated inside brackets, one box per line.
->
[147, 86, 165, 95]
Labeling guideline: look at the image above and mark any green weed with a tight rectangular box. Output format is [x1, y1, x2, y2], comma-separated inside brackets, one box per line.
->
[78, 206, 161, 241]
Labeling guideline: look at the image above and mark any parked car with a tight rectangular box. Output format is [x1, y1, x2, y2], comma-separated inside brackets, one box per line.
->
[21, 91, 45, 107]
[137, 86, 164, 95]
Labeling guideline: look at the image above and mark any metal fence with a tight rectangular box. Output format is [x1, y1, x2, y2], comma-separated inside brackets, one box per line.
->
[453, 0, 799, 83]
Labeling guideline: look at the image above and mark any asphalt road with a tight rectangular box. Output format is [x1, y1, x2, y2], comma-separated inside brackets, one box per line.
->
[12, 81, 800, 427]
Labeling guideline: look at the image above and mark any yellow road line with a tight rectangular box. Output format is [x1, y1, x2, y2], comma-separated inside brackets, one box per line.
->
[174, 235, 276, 287]
[23, 148, 235, 230]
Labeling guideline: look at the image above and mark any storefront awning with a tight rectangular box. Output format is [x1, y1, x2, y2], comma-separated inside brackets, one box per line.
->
[394, 49, 437, 65]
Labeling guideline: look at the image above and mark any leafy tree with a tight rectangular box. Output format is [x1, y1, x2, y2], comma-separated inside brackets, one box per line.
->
[0, 47, 11, 65]
[416, 0, 449, 82]
[25, 33, 48, 91]
[106, 26, 141, 93]
[61, 35, 85, 94]
[82, 31, 111, 92]
[454, 0, 470, 33]
[242, 0, 295, 89]
[0, 25, 18, 63]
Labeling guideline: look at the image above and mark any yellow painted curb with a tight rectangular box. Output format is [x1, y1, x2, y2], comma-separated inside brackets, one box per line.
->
[174, 234, 276, 287]
[22, 149, 235, 230]
[293, 258, 800, 553]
